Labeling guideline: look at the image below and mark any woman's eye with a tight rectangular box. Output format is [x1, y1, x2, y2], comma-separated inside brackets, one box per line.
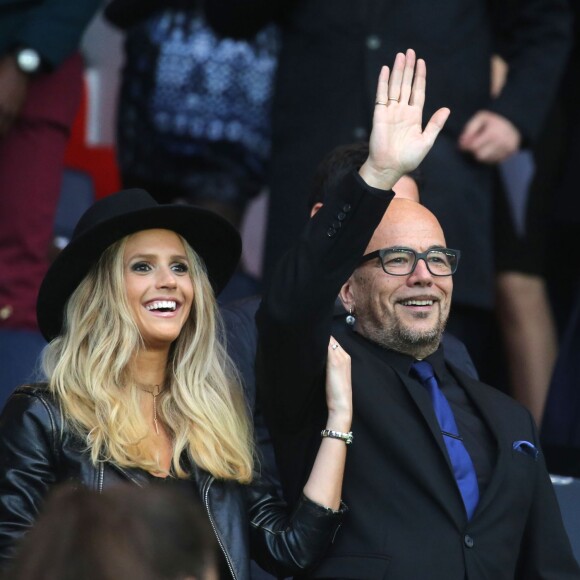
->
[131, 261, 151, 272]
[172, 262, 189, 273]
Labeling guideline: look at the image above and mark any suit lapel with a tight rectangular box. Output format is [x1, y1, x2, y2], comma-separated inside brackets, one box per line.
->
[393, 366, 467, 526]
[349, 331, 469, 525]
[394, 367, 451, 463]
[448, 366, 509, 518]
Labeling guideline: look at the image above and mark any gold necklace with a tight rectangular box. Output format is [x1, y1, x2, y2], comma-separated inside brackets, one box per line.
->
[139, 384, 163, 435]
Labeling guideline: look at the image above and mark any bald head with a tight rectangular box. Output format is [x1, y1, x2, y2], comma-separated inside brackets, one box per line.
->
[366, 199, 446, 256]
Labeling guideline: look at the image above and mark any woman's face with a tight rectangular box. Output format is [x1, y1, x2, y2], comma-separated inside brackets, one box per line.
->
[123, 229, 194, 350]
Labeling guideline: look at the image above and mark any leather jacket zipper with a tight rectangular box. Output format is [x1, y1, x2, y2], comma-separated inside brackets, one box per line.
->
[98, 463, 104, 493]
[203, 475, 237, 580]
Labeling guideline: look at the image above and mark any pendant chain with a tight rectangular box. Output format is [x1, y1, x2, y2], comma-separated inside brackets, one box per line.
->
[139, 384, 162, 435]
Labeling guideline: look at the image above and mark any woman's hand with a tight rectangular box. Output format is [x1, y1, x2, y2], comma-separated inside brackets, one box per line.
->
[325, 337, 352, 433]
[303, 337, 352, 510]
[359, 48, 451, 190]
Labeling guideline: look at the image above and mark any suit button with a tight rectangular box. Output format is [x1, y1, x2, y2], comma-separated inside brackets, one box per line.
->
[352, 126, 367, 140]
[464, 534, 474, 548]
[342, 204, 352, 213]
[337, 212, 347, 221]
[366, 35, 381, 50]
[332, 221, 341, 229]
[327, 227, 337, 237]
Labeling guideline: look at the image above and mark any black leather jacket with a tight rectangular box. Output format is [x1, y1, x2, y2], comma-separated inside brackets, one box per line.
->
[0, 385, 345, 579]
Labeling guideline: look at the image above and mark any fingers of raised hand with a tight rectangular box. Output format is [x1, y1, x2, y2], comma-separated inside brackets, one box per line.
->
[374, 65, 391, 106]
[375, 49, 419, 108]
[399, 49, 417, 104]
[386, 51, 406, 103]
[409, 58, 426, 108]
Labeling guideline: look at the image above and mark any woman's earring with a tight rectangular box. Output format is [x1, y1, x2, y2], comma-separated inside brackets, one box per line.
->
[346, 307, 356, 326]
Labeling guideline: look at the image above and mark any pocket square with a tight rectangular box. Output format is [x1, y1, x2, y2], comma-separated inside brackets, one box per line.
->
[513, 440, 539, 460]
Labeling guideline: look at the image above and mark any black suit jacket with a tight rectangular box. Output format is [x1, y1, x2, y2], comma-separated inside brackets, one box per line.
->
[221, 296, 479, 496]
[255, 171, 579, 579]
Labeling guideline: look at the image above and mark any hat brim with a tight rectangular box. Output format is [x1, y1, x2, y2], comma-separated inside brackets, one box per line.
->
[37, 204, 241, 341]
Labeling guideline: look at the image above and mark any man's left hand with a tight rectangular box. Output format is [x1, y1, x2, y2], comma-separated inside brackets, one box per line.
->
[458, 110, 521, 164]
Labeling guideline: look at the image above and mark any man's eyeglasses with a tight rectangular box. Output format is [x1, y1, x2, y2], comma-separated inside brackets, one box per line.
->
[358, 247, 460, 276]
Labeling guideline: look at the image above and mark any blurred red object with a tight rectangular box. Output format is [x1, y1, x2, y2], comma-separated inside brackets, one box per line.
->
[63, 78, 120, 199]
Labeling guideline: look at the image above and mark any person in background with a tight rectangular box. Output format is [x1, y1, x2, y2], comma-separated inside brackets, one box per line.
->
[0, 190, 351, 579]
[0, 0, 100, 340]
[539, 2, 580, 475]
[106, 0, 278, 231]
[0, 0, 101, 407]
[487, 50, 558, 427]
[6, 484, 218, 580]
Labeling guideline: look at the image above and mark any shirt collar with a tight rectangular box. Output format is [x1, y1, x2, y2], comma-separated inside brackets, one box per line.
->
[424, 346, 447, 381]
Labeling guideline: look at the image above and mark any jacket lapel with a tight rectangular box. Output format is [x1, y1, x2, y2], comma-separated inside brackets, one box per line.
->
[110, 464, 151, 487]
[393, 366, 468, 526]
[394, 368, 451, 460]
[447, 366, 508, 518]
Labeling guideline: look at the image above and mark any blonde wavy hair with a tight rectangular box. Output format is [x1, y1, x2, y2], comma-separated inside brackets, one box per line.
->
[42, 233, 254, 483]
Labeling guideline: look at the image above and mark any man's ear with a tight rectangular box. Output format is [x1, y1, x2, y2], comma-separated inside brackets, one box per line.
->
[339, 277, 356, 312]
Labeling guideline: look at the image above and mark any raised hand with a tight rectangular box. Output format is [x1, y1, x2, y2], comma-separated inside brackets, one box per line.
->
[302, 337, 352, 511]
[360, 49, 450, 190]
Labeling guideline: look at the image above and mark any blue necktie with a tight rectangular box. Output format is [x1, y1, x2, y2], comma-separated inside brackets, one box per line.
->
[412, 360, 479, 520]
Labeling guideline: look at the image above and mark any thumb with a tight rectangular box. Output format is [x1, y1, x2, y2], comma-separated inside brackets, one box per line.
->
[423, 107, 450, 146]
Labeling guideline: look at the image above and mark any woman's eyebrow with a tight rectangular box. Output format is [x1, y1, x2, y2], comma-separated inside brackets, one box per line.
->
[126, 253, 188, 260]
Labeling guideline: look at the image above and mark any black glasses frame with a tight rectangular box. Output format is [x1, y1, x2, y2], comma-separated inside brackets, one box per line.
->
[359, 246, 461, 276]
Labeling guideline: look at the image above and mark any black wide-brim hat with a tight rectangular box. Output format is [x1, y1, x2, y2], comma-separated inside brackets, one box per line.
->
[37, 189, 241, 341]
